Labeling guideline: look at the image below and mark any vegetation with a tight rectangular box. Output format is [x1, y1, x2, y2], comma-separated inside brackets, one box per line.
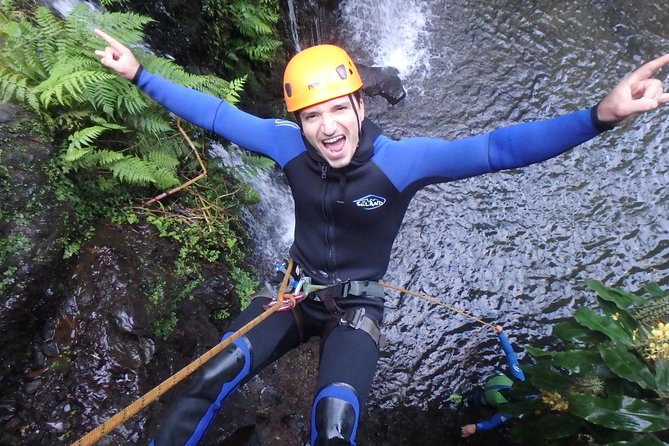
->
[507, 280, 669, 445]
[202, 0, 282, 69]
[0, 0, 271, 333]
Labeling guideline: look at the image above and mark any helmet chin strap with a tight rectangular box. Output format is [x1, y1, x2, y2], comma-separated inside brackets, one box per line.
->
[347, 93, 362, 138]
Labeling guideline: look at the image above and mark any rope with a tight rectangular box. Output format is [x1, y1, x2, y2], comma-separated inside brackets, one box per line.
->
[378, 281, 496, 329]
[70, 259, 295, 446]
[71, 259, 491, 444]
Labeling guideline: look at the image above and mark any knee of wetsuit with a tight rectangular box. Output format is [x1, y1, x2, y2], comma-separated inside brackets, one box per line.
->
[188, 333, 252, 402]
[150, 333, 252, 446]
[310, 382, 360, 446]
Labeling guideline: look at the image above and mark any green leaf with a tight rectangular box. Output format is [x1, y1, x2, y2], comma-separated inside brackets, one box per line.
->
[605, 434, 669, 445]
[643, 283, 668, 299]
[2, 21, 21, 38]
[553, 319, 591, 343]
[654, 357, 669, 395]
[526, 346, 554, 357]
[553, 350, 606, 375]
[568, 394, 669, 432]
[574, 307, 635, 345]
[598, 298, 639, 334]
[526, 362, 572, 392]
[528, 347, 607, 374]
[532, 413, 581, 439]
[587, 280, 639, 309]
[598, 345, 657, 390]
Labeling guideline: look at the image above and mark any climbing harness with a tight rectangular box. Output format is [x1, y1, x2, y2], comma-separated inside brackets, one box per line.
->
[71, 257, 495, 445]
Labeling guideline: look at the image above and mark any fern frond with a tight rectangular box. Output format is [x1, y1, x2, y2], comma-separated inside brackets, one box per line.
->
[90, 11, 154, 45]
[142, 56, 194, 86]
[127, 112, 173, 136]
[0, 18, 49, 80]
[62, 146, 92, 162]
[150, 166, 180, 189]
[0, 70, 40, 111]
[146, 150, 180, 172]
[68, 125, 110, 151]
[84, 79, 148, 118]
[222, 75, 247, 105]
[36, 70, 116, 108]
[230, 1, 278, 38]
[91, 149, 125, 166]
[33, 6, 67, 72]
[110, 156, 157, 185]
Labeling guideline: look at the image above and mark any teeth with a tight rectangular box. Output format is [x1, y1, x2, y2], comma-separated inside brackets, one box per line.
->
[323, 136, 344, 144]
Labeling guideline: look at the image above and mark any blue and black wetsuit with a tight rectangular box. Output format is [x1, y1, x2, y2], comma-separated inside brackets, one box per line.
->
[135, 68, 608, 445]
[470, 331, 528, 432]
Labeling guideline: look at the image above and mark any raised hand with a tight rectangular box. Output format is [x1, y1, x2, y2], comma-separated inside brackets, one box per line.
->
[597, 53, 669, 125]
[94, 29, 141, 81]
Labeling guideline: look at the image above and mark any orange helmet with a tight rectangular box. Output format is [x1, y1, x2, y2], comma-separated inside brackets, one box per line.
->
[283, 44, 363, 112]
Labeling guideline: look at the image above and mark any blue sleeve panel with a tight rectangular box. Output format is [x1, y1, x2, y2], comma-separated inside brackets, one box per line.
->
[476, 412, 513, 431]
[498, 332, 525, 381]
[135, 70, 305, 168]
[373, 109, 604, 193]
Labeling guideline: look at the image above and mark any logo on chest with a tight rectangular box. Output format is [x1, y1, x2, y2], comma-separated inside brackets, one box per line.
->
[353, 194, 387, 210]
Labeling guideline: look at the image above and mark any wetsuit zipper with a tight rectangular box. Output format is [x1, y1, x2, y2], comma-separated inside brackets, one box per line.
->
[320, 163, 338, 280]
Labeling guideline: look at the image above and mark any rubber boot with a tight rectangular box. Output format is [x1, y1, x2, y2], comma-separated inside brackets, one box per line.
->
[150, 335, 251, 446]
[310, 383, 359, 446]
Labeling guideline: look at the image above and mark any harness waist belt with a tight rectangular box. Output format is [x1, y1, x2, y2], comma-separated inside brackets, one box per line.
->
[305, 280, 383, 301]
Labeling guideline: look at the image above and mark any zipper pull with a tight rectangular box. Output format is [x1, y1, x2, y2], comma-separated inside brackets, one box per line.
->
[321, 164, 327, 179]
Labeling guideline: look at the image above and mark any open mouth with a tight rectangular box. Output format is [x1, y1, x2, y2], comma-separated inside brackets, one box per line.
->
[322, 135, 346, 155]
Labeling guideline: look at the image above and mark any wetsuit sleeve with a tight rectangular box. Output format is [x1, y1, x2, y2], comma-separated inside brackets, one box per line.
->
[475, 412, 512, 431]
[499, 332, 525, 381]
[374, 109, 607, 192]
[133, 69, 304, 168]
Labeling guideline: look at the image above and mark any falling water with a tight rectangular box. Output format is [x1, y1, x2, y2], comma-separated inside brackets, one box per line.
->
[338, 0, 434, 81]
[211, 143, 294, 278]
[327, 0, 669, 422]
[41, 0, 97, 16]
[286, 0, 302, 52]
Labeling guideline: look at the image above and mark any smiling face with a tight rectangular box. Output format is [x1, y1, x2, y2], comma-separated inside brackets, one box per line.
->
[299, 94, 365, 168]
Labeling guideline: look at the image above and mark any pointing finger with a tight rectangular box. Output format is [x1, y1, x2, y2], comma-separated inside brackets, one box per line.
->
[627, 53, 669, 84]
[660, 92, 669, 105]
[94, 28, 124, 51]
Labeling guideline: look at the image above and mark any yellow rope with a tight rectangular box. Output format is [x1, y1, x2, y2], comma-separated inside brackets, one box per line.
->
[379, 281, 496, 329]
[71, 261, 492, 445]
[70, 260, 295, 446]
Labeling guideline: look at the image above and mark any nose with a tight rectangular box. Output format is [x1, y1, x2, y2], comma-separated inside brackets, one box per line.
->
[321, 113, 337, 135]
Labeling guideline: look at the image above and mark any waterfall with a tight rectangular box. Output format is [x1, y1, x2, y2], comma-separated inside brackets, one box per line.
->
[211, 143, 294, 277]
[338, 0, 432, 80]
[42, 0, 98, 16]
[286, 0, 302, 52]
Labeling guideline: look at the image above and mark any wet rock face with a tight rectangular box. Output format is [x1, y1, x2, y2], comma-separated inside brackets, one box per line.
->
[0, 99, 318, 444]
[359, 64, 407, 105]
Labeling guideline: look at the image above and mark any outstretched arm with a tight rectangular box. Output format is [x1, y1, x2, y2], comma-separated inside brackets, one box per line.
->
[596, 53, 669, 125]
[461, 412, 512, 437]
[94, 29, 141, 81]
[495, 326, 525, 382]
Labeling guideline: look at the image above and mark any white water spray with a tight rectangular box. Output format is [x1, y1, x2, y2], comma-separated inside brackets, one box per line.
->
[211, 144, 294, 270]
[339, 0, 432, 79]
[286, 0, 302, 52]
[44, 0, 97, 16]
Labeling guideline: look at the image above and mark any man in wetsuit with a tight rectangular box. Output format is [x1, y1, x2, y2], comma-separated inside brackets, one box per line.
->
[94, 28, 669, 446]
[460, 325, 531, 438]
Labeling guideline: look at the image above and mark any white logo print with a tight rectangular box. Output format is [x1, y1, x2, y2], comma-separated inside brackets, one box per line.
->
[353, 194, 386, 210]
